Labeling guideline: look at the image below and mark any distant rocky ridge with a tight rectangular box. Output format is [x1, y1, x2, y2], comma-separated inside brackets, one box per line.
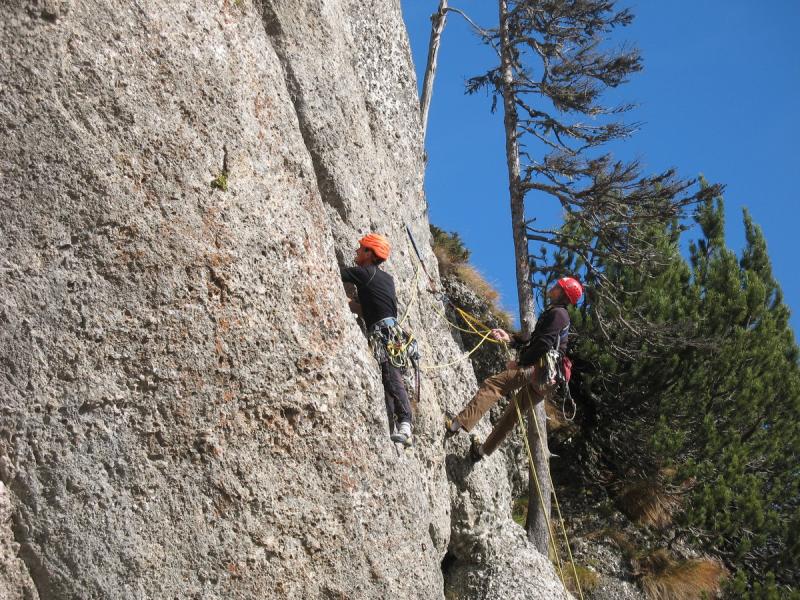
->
[1, 1, 569, 598]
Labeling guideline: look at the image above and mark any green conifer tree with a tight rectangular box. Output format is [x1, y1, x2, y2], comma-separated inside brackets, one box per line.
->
[681, 197, 800, 594]
[555, 189, 800, 597]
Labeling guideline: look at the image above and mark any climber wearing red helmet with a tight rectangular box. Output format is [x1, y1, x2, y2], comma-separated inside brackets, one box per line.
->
[341, 233, 414, 445]
[556, 276, 583, 306]
[446, 277, 583, 460]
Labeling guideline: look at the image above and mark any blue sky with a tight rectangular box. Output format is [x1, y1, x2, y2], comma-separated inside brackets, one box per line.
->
[400, 1, 800, 333]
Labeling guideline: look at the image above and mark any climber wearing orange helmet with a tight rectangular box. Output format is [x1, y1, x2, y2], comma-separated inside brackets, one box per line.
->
[446, 277, 584, 461]
[341, 233, 414, 445]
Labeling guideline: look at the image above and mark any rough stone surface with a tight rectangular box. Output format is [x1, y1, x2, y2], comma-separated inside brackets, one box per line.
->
[0, 0, 569, 598]
[588, 575, 646, 600]
[444, 521, 576, 600]
[0, 482, 38, 600]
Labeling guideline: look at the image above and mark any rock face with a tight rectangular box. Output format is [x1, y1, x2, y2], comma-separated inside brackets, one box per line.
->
[0, 1, 569, 598]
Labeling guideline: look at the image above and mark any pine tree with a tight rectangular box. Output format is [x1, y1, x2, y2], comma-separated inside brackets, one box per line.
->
[465, 0, 715, 551]
[682, 196, 800, 593]
[562, 189, 800, 596]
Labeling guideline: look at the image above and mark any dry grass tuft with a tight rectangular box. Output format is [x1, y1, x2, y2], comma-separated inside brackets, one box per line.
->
[455, 263, 501, 304]
[433, 244, 457, 277]
[639, 549, 727, 600]
[616, 479, 680, 530]
[431, 228, 514, 329]
[455, 264, 514, 329]
[431, 235, 514, 338]
[659, 466, 678, 480]
[563, 564, 600, 595]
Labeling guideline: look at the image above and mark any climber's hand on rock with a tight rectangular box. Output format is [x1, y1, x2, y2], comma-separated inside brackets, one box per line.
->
[348, 299, 362, 316]
[490, 328, 511, 343]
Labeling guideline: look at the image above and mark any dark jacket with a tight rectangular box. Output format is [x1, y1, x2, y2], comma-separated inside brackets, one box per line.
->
[340, 264, 398, 330]
[512, 304, 570, 367]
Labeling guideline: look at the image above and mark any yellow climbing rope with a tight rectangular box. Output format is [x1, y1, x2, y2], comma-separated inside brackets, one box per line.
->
[523, 386, 585, 600]
[417, 300, 504, 371]
[512, 389, 567, 583]
[418, 326, 494, 372]
[394, 231, 583, 596]
[394, 247, 584, 598]
[397, 264, 422, 327]
[393, 263, 505, 372]
[398, 264, 502, 344]
[504, 375, 584, 599]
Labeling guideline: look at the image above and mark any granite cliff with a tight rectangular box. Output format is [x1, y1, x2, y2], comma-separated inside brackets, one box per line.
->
[0, 1, 569, 598]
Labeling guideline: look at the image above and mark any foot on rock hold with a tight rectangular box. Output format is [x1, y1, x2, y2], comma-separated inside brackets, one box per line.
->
[444, 416, 461, 440]
[469, 434, 484, 463]
[391, 421, 412, 446]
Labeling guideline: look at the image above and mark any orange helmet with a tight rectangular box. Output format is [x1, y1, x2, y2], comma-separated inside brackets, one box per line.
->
[557, 277, 583, 305]
[359, 233, 391, 260]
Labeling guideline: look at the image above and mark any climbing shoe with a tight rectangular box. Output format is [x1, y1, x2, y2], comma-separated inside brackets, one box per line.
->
[469, 434, 484, 463]
[444, 416, 461, 440]
[391, 421, 413, 446]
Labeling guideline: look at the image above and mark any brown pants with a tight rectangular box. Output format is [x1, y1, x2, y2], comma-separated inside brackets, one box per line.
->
[455, 367, 548, 456]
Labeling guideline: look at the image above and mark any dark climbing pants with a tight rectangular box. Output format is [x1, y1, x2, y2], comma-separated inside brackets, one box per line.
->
[381, 361, 412, 425]
[455, 366, 550, 456]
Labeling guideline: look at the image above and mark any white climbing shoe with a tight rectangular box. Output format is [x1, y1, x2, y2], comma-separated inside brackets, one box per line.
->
[391, 421, 412, 446]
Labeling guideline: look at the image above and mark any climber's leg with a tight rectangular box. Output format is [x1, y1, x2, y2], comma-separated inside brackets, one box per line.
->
[481, 385, 546, 456]
[454, 367, 530, 432]
[382, 361, 413, 444]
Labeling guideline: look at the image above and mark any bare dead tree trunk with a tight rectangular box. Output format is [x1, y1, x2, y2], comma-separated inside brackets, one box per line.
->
[419, 0, 448, 141]
[498, 0, 534, 336]
[525, 397, 552, 554]
[498, 0, 551, 554]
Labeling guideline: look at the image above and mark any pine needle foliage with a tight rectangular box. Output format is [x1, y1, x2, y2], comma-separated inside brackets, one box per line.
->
[466, 0, 720, 305]
[557, 188, 800, 597]
[430, 224, 470, 266]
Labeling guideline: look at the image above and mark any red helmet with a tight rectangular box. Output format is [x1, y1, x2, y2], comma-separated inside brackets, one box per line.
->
[557, 277, 583, 305]
[359, 233, 391, 260]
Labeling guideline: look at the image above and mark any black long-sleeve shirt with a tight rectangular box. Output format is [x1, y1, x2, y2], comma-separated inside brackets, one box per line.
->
[341, 265, 398, 330]
[513, 304, 570, 367]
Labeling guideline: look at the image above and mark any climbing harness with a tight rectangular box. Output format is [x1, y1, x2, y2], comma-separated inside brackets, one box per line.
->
[368, 317, 420, 370]
[530, 320, 576, 421]
[368, 315, 422, 427]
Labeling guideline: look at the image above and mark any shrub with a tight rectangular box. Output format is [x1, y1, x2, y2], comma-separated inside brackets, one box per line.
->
[211, 171, 228, 191]
[616, 479, 681, 530]
[430, 225, 470, 266]
[639, 549, 727, 599]
[430, 224, 513, 329]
